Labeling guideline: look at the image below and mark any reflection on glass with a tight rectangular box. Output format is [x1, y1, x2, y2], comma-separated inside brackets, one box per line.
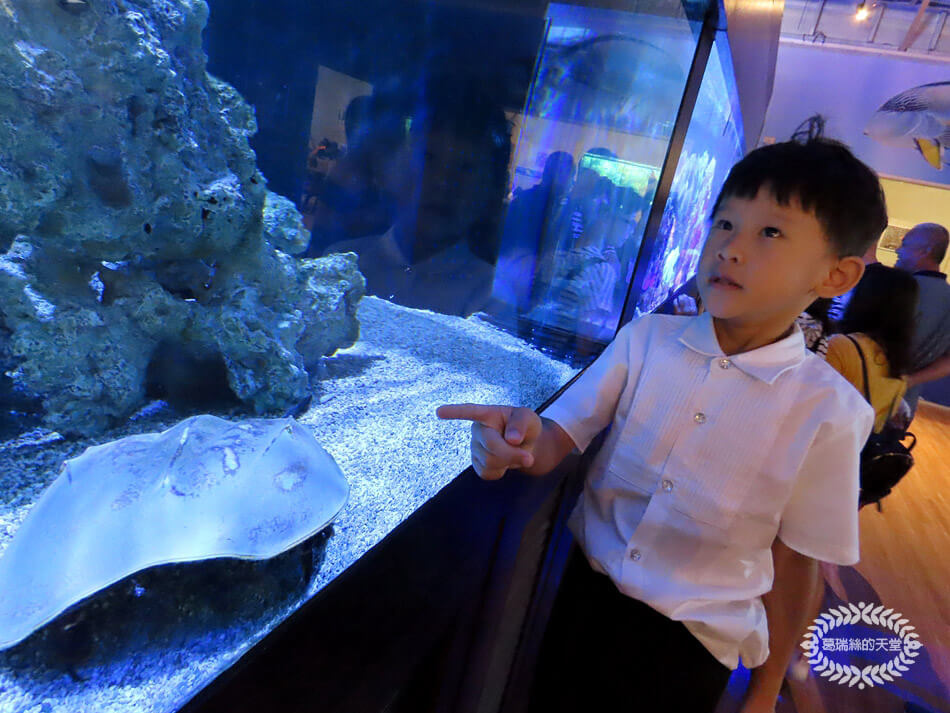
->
[633, 35, 746, 316]
[490, 2, 702, 357]
[312, 74, 513, 317]
[301, 68, 394, 248]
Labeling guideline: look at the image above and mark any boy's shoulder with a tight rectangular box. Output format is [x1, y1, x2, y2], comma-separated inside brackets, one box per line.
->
[793, 350, 874, 424]
[614, 313, 694, 357]
[619, 312, 691, 338]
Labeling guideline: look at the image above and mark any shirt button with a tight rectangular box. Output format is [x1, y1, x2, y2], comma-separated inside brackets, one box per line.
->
[694, 412, 707, 424]
[662, 479, 674, 492]
[629, 549, 642, 561]
[719, 358, 731, 369]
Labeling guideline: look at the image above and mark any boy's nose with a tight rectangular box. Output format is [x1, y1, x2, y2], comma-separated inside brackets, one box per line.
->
[720, 225, 757, 262]
[716, 240, 743, 264]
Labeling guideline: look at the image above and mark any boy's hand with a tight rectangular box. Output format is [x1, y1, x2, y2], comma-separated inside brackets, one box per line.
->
[436, 404, 542, 480]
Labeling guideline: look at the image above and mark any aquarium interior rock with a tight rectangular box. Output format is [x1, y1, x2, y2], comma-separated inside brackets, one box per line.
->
[0, 0, 364, 436]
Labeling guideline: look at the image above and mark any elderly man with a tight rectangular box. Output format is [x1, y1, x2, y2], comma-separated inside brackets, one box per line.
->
[895, 222, 950, 415]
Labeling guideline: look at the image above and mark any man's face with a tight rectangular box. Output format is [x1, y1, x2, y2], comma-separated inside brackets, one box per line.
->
[697, 189, 841, 331]
[895, 229, 929, 272]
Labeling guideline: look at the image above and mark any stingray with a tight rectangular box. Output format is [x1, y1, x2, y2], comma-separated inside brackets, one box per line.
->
[0, 415, 348, 650]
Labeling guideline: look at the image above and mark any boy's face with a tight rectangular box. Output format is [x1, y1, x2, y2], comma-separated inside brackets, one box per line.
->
[697, 188, 861, 340]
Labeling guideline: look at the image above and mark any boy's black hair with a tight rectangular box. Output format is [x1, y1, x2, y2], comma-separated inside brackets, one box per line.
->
[711, 118, 888, 258]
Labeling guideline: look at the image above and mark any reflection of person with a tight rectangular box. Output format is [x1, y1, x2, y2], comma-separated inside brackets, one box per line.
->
[438, 136, 887, 713]
[894, 222, 950, 416]
[525, 149, 631, 335]
[322, 74, 512, 317]
[303, 95, 401, 256]
[527, 236, 621, 337]
[547, 148, 614, 255]
[494, 152, 574, 311]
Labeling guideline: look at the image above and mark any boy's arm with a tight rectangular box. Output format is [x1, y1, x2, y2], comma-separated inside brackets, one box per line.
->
[740, 537, 820, 713]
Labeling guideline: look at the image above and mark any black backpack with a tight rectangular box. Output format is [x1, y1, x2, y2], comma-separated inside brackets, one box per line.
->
[845, 336, 916, 511]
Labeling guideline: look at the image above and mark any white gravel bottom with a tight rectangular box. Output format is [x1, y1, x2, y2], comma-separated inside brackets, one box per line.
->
[0, 296, 577, 713]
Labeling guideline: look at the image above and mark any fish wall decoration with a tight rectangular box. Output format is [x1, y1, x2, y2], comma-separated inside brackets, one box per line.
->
[865, 81, 950, 170]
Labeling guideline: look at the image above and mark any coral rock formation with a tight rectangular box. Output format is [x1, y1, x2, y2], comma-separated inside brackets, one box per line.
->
[0, 0, 365, 434]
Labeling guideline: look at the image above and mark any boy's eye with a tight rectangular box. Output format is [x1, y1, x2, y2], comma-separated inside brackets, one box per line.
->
[714, 219, 733, 231]
[762, 226, 782, 238]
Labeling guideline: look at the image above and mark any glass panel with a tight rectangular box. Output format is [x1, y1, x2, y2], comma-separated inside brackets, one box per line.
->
[489, 2, 705, 363]
[0, 1, 711, 711]
[631, 31, 746, 317]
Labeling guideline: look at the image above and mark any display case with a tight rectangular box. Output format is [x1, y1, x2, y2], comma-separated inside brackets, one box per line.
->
[489, 1, 707, 356]
[0, 0, 770, 711]
[631, 31, 746, 316]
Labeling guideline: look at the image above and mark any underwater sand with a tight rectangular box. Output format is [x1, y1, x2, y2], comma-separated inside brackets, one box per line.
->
[0, 296, 577, 713]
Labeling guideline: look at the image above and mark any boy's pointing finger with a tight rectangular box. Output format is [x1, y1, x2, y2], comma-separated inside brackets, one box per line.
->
[436, 403, 509, 429]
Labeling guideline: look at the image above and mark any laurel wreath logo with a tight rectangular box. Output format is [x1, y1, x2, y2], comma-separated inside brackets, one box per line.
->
[800, 602, 923, 689]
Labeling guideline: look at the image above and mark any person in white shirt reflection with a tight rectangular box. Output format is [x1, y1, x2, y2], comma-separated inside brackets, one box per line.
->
[322, 75, 511, 318]
[438, 134, 887, 713]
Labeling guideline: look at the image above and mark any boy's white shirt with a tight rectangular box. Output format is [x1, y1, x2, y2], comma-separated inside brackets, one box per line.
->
[542, 312, 874, 671]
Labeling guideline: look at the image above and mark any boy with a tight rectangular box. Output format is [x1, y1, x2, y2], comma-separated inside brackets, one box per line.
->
[438, 137, 886, 712]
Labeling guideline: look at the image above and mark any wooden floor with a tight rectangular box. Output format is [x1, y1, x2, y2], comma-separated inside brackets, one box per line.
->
[717, 400, 950, 713]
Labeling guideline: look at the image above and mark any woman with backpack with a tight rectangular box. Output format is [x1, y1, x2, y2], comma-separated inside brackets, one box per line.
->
[825, 263, 919, 442]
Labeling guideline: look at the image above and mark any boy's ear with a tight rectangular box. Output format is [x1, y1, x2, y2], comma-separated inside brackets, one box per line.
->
[815, 256, 865, 298]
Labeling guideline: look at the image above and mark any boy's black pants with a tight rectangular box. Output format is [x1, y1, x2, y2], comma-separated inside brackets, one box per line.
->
[527, 546, 732, 713]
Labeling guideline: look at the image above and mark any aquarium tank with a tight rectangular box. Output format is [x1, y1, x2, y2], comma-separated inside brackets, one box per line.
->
[0, 0, 739, 710]
[490, 1, 706, 352]
[631, 32, 745, 316]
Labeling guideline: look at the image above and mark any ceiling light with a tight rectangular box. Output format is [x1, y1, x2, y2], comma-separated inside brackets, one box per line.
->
[855, 2, 871, 21]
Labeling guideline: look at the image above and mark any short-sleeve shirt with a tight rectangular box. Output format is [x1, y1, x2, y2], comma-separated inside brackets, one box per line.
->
[542, 312, 874, 670]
